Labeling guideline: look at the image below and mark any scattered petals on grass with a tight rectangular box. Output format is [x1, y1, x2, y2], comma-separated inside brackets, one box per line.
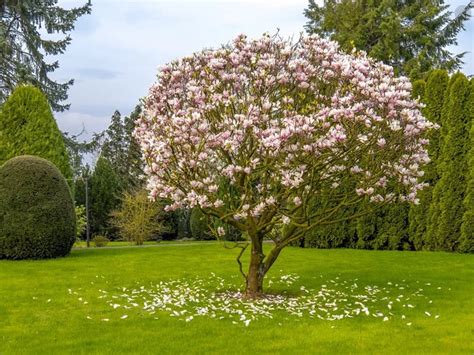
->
[70, 274, 442, 327]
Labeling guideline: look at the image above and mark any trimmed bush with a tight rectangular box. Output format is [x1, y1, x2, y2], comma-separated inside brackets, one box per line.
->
[0, 155, 76, 259]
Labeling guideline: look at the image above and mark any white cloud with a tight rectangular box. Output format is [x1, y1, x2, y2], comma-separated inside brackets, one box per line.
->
[56, 111, 110, 139]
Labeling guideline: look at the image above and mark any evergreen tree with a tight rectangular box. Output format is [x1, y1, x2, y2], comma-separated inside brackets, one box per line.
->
[412, 79, 426, 100]
[72, 106, 145, 238]
[63, 131, 100, 179]
[89, 155, 121, 237]
[378, 204, 410, 250]
[124, 106, 144, 187]
[0, 0, 91, 111]
[96, 107, 144, 190]
[74, 164, 90, 208]
[355, 203, 410, 250]
[0, 85, 72, 183]
[305, 181, 359, 248]
[355, 206, 380, 249]
[459, 79, 474, 253]
[409, 70, 448, 249]
[304, 0, 473, 78]
[305, 219, 357, 248]
[427, 74, 471, 250]
[425, 72, 464, 248]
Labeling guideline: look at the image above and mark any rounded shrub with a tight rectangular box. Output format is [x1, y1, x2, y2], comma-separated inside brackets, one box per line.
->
[92, 235, 110, 248]
[0, 155, 76, 259]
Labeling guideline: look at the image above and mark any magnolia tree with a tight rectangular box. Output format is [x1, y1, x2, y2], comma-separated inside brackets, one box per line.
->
[135, 34, 433, 298]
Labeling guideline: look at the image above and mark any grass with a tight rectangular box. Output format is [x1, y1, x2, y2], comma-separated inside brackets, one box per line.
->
[0, 243, 473, 354]
[73, 239, 215, 248]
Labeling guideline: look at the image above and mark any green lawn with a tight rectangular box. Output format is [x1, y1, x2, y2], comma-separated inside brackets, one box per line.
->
[0, 244, 473, 354]
[73, 239, 215, 248]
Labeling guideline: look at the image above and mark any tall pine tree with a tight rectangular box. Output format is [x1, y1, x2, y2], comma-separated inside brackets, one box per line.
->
[408, 70, 449, 249]
[304, 0, 473, 79]
[0, 0, 91, 111]
[426, 74, 471, 250]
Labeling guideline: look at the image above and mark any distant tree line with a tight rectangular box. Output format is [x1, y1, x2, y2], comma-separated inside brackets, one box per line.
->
[1, 0, 472, 250]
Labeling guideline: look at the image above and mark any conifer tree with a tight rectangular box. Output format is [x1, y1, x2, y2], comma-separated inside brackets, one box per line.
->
[425, 72, 464, 249]
[409, 70, 448, 249]
[0, 0, 91, 111]
[355, 205, 380, 249]
[427, 74, 471, 250]
[0, 85, 72, 183]
[89, 155, 121, 237]
[378, 204, 410, 250]
[459, 79, 474, 253]
[96, 107, 144, 191]
[304, 178, 359, 248]
[412, 79, 426, 100]
[304, 0, 473, 79]
[355, 203, 410, 250]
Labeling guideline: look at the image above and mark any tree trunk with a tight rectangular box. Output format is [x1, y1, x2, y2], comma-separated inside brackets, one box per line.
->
[244, 238, 265, 299]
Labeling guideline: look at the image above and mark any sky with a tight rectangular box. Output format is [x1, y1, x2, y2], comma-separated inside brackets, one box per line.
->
[53, 0, 474, 139]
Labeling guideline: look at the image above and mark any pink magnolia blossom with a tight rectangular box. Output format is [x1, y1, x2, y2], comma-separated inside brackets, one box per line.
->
[217, 227, 226, 237]
[135, 33, 433, 237]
